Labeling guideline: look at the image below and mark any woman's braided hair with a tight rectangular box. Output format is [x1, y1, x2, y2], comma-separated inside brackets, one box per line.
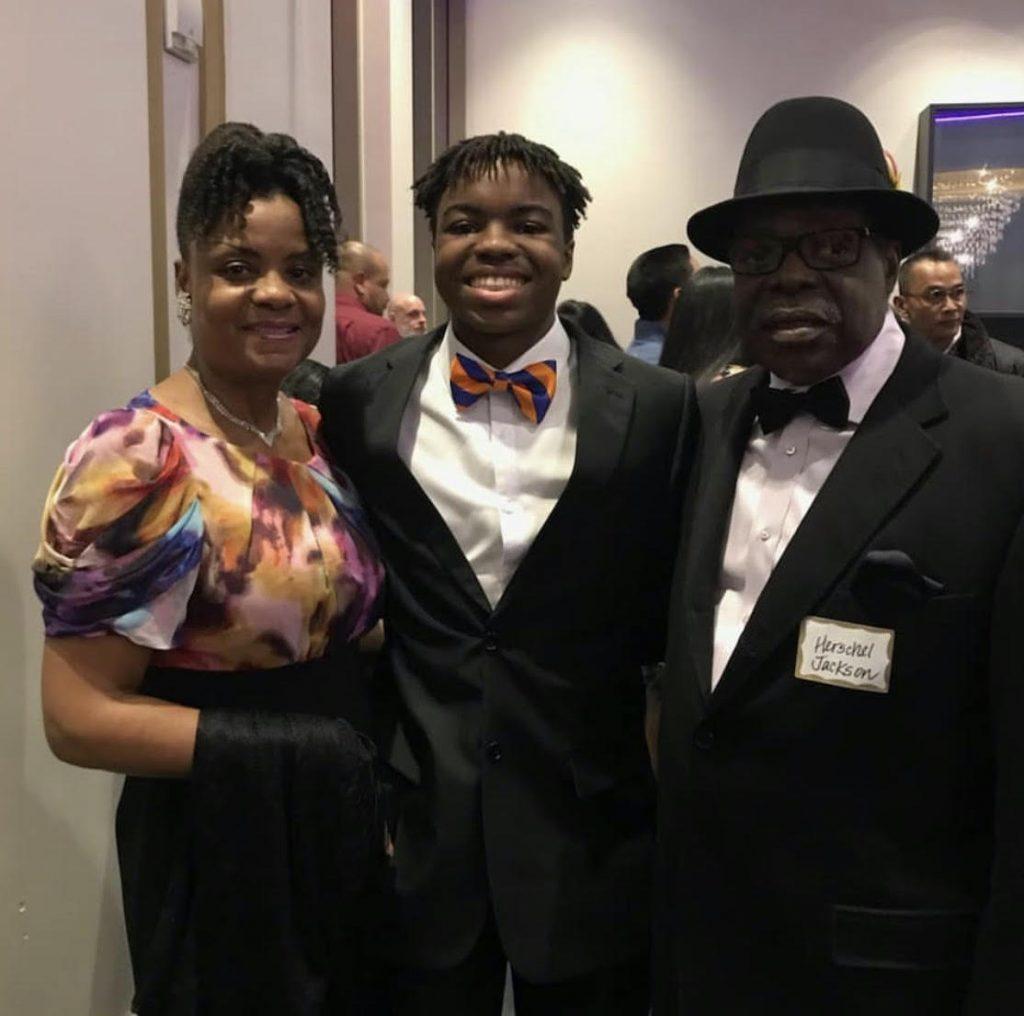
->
[176, 122, 342, 270]
[412, 131, 591, 239]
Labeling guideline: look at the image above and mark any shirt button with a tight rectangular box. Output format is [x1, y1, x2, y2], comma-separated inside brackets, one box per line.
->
[485, 741, 503, 763]
[759, 529, 770, 541]
[785, 445, 797, 456]
[693, 727, 716, 750]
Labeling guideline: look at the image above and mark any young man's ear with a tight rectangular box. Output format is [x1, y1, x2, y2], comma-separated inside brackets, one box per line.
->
[561, 240, 575, 281]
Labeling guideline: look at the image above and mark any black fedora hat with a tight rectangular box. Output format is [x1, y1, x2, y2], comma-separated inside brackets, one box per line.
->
[687, 96, 939, 262]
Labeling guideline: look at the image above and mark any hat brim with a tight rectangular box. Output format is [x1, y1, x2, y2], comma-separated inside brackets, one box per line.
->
[687, 187, 940, 263]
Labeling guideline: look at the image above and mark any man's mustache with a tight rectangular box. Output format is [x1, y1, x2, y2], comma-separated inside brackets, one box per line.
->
[752, 304, 842, 329]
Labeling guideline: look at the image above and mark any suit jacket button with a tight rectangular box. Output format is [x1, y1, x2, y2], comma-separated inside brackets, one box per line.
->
[693, 727, 716, 750]
[485, 741, 503, 763]
[484, 632, 498, 652]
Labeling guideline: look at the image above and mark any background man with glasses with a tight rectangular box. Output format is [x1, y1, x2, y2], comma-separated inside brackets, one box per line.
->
[894, 246, 1024, 376]
[655, 96, 1024, 1014]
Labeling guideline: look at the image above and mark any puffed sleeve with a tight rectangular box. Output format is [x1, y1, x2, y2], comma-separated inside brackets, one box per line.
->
[32, 405, 204, 648]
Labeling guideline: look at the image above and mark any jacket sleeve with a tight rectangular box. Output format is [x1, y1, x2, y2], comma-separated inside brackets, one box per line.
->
[317, 364, 357, 469]
[637, 372, 701, 667]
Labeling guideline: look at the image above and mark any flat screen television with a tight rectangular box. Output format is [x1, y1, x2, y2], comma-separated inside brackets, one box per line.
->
[914, 102, 1024, 345]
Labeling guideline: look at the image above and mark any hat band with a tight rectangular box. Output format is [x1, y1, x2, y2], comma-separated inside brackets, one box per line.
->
[738, 148, 892, 198]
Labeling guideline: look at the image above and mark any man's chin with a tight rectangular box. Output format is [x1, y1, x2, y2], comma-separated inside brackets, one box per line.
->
[758, 341, 842, 387]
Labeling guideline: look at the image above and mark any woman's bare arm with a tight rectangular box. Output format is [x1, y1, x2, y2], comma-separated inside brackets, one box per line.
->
[41, 635, 199, 777]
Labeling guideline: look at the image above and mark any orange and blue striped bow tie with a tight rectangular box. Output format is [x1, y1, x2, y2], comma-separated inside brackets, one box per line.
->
[450, 353, 557, 424]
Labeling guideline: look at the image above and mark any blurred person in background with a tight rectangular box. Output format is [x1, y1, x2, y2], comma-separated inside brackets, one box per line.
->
[893, 246, 1024, 376]
[625, 244, 693, 364]
[335, 239, 401, 362]
[386, 292, 429, 337]
[659, 266, 744, 382]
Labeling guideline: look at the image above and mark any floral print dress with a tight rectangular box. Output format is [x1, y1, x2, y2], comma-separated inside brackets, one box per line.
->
[33, 390, 383, 668]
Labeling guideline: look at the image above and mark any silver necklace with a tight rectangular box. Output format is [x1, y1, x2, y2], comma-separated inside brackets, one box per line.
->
[186, 365, 284, 447]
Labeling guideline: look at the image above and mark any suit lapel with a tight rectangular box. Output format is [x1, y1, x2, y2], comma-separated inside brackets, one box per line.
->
[364, 327, 493, 618]
[492, 329, 635, 616]
[708, 336, 947, 715]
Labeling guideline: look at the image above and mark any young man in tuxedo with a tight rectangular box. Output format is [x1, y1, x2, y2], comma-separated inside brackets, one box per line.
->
[655, 96, 1024, 1014]
[320, 132, 695, 1014]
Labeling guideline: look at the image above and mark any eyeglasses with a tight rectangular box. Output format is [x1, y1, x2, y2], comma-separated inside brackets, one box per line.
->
[903, 285, 968, 306]
[728, 227, 872, 276]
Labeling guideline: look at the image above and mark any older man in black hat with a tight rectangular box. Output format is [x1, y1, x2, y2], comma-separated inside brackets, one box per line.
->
[655, 96, 1024, 1014]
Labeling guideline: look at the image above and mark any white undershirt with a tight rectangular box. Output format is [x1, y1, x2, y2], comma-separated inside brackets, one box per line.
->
[398, 319, 578, 608]
[710, 311, 906, 689]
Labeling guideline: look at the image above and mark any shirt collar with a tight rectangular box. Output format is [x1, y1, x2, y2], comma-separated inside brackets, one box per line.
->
[944, 326, 963, 353]
[444, 316, 572, 373]
[769, 309, 905, 426]
[335, 290, 367, 310]
[632, 319, 665, 344]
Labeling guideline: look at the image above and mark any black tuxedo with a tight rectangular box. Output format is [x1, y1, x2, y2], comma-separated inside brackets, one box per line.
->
[320, 322, 695, 984]
[656, 334, 1024, 1014]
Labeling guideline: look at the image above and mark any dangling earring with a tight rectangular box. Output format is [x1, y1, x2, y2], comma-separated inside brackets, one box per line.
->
[176, 291, 192, 327]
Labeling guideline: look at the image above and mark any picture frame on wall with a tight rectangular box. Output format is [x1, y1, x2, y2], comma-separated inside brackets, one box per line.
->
[914, 102, 1024, 346]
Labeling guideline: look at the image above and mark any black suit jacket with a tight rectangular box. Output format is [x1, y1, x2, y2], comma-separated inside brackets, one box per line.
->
[320, 321, 696, 981]
[956, 310, 1024, 378]
[656, 334, 1024, 1015]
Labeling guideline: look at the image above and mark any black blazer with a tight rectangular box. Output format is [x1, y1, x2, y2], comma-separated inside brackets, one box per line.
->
[656, 334, 1024, 1014]
[320, 321, 695, 981]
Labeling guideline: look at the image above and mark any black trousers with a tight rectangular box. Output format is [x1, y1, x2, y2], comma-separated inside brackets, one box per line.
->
[392, 909, 649, 1016]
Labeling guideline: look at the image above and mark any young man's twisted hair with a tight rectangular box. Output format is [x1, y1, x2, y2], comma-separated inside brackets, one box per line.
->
[176, 122, 343, 270]
[412, 131, 591, 239]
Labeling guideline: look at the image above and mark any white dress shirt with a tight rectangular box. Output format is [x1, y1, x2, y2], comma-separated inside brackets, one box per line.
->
[710, 311, 906, 689]
[398, 319, 577, 608]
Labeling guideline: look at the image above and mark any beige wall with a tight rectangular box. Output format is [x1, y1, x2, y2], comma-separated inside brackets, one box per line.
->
[463, 0, 1024, 345]
[1, 3, 153, 1013]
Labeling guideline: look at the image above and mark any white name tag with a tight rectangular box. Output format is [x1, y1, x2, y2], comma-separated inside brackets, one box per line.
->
[795, 616, 894, 693]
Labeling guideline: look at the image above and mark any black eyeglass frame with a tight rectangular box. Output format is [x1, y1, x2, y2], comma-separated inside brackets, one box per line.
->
[727, 226, 874, 276]
[902, 284, 969, 307]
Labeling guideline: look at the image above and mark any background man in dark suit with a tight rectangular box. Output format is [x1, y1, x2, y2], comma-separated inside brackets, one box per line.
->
[656, 96, 1024, 1014]
[320, 132, 694, 1014]
[893, 245, 1024, 376]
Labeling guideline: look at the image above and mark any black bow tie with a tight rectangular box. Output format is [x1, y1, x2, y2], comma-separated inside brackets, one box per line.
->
[751, 375, 850, 435]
